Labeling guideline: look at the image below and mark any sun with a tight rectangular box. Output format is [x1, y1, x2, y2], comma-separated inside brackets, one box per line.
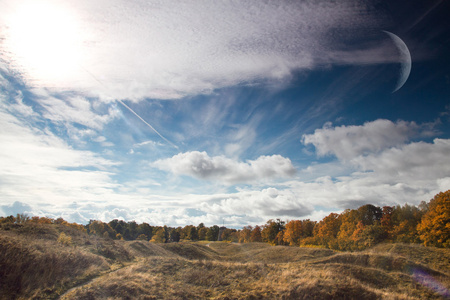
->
[4, 1, 83, 85]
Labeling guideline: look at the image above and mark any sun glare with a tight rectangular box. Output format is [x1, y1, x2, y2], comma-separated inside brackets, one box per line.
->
[5, 1, 83, 85]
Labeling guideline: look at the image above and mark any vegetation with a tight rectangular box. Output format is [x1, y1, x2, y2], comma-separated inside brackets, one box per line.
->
[0, 190, 449, 298]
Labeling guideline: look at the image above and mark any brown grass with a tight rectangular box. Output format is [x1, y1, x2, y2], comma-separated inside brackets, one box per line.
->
[1, 224, 449, 299]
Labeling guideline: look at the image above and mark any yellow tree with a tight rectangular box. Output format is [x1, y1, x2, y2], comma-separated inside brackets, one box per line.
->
[417, 190, 450, 248]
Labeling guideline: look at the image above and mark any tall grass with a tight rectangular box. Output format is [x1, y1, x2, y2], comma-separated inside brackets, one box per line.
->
[1, 223, 449, 299]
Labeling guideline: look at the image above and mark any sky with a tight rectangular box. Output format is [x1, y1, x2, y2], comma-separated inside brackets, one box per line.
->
[0, 0, 449, 227]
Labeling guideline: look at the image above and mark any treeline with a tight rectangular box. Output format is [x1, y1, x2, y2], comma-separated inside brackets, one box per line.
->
[1, 190, 448, 250]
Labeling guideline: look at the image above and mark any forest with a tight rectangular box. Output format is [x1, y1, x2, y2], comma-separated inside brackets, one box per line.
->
[1, 190, 448, 251]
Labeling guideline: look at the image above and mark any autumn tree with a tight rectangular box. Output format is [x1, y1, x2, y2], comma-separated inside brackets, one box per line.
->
[250, 225, 263, 242]
[198, 227, 208, 240]
[150, 227, 165, 243]
[390, 204, 422, 243]
[283, 220, 303, 246]
[169, 228, 181, 242]
[262, 219, 285, 245]
[239, 226, 252, 243]
[357, 204, 382, 226]
[380, 206, 394, 239]
[137, 223, 153, 239]
[417, 190, 450, 248]
[206, 225, 220, 241]
[88, 220, 115, 239]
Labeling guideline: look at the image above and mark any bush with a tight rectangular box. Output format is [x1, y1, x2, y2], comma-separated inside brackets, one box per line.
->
[58, 232, 72, 246]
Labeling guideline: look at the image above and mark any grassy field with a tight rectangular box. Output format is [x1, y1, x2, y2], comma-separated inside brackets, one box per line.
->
[1, 224, 449, 299]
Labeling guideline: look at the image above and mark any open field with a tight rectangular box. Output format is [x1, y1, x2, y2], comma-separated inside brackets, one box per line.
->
[1, 223, 449, 299]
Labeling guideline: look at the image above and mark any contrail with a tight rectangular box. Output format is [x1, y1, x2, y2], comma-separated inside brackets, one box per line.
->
[116, 98, 178, 149]
[81, 66, 179, 150]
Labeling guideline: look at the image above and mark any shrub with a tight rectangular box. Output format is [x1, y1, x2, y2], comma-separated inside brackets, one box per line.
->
[58, 232, 72, 246]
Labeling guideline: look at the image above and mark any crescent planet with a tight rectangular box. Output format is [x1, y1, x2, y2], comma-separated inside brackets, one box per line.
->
[383, 31, 412, 93]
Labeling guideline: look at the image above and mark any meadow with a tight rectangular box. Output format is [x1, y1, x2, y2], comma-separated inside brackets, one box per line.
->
[0, 222, 449, 299]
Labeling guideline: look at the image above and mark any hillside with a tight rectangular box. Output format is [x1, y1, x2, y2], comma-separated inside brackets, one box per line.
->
[0, 223, 449, 299]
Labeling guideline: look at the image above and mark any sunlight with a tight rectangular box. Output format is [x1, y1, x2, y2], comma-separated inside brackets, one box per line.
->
[5, 1, 83, 85]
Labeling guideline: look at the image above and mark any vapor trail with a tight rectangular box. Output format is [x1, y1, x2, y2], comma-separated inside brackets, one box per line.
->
[116, 98, 179, 149]
[81, 66, 179, 150]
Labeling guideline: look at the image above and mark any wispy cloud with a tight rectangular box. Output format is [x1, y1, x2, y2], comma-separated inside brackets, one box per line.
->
[0, 89, 120, 206]
[1, 0, 392, 100]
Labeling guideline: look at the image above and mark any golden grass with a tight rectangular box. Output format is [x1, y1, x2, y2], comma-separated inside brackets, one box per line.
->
[1, 225, 449, 299]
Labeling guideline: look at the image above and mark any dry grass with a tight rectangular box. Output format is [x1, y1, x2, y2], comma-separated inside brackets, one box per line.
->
[1, 224, 449, 299]
[62, 242, 450, 299]
[0, 223, 133, 299]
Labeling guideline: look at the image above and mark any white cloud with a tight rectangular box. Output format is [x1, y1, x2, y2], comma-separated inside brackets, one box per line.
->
[302, 119, 436, 160]
[1, 0, 391, 100]
[201, 187, 314, 220]
[353, 138, 450, 182]
[153, 151, 296, 184]
[32, 89, 118, 130]
[0, 95, 120, 206]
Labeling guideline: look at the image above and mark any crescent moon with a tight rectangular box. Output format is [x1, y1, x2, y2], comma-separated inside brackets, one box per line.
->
[383, 31, 412, 93]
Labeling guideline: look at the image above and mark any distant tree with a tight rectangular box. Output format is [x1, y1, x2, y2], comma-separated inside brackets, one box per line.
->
[302, 219, 316, 237]
[183, 225, 198, 241]
[150, 227, 165, 243]
[137, 234, 148, 240]
[29, 216, 53, 224]
[417, 190, 450, 248]
[390, 204, 422, 243]
[262, 219, 285, 245]
[169, 228, 181, 242]
[239, 226, 252, 243]
[137, 223, 153, 241]
[16, 213, 30, 224]
[283, 220, 302, 246]
[275, 230, 286, 245]
[316, 213, 341, 239]
[314, 213, 341, 249]
[206, 225, 220, 241]
[0, 215, 15, 224]
[357, 204, 382, 226]
[88, 220, 115, 239]
[128, 221, 138, 239]
[198, 227, 208, 240]
[358, 223, 384, 248]
[380, 206, 394, 239]
[250, 226, 263, 242]
[221, 228, 238, 242]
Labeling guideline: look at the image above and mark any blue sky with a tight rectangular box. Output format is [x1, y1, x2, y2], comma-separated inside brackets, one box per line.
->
[0, 0, 449, 227]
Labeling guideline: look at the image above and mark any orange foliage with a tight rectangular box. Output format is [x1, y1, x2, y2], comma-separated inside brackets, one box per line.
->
[417, 190, 450, 248]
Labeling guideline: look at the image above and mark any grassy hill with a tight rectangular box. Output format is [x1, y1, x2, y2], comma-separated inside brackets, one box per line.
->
[1, 223, 449, 299]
